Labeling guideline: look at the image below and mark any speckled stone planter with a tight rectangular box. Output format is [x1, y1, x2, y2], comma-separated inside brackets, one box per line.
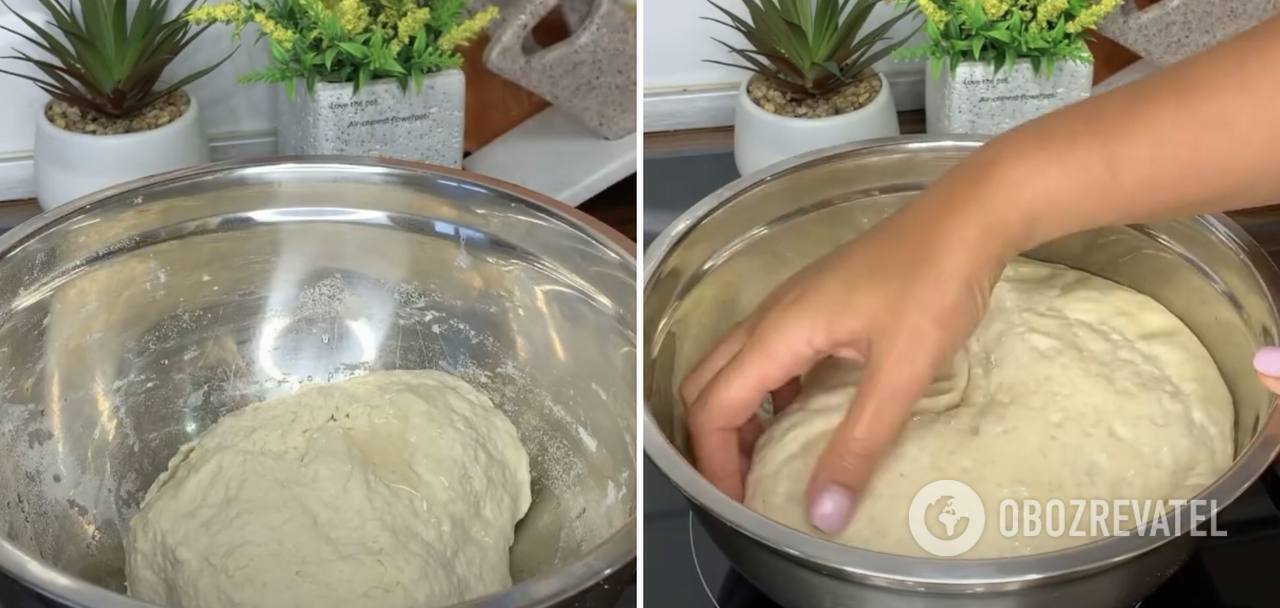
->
[1099, 0, 1280, 66]
[275, 70, 464, 166]
[484, 0, 635, 140]
[925, 59, 1093, 136]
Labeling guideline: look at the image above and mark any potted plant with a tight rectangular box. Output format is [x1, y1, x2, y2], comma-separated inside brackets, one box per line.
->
[909, 0, 1122, 135]
[706, 0, 918, 176]
[0, 0, 228, 209]
[188, 0, 499, 167]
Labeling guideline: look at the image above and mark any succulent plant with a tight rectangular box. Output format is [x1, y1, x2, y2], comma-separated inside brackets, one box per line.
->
[705, 0, 919, 99]
[0, 0, 230, 118]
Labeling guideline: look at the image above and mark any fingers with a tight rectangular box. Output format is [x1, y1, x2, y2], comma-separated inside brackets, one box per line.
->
[806, 332, 941, 535]
[679, 322, 748, 499]
[1258, 373, 1280, 395]
[1253, 347, 1280, 395]
[738, 416, 764, 476]
[688, 329, 821, 501]
[680, 322, 749, 407]
[770, 377, 803, 413]
[739, 415, 764, 457]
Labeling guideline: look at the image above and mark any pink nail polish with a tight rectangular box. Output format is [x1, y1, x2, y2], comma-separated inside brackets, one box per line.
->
[809, 484, 856, 535]
[1254, 347, 1280, 377]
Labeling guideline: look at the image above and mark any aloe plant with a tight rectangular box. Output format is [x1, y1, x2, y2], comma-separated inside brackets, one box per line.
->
[0, 0, 230, 119]
[705, 0, 919, 99]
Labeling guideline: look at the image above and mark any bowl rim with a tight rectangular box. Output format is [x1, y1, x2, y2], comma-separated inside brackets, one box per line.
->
[0, 156, 637, 607]
[642, 135, 1280, 591]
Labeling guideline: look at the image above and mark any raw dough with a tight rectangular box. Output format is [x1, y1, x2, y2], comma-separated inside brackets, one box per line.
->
[745, 258, 1234, 557]
[125, 370, 531, 608]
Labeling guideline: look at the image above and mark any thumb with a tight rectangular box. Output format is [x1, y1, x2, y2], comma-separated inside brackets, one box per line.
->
[1253, 346, 1280, 394]
[805, 336, 940, 535]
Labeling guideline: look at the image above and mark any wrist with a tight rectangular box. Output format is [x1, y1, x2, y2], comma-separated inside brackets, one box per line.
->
[904, 145, 1035, 268]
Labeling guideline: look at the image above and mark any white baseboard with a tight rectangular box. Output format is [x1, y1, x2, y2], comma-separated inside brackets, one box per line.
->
[0, 130, 277, 201]
[0, 156, 36, 202]
[642, 85, 738, 133]
[643, 68, 925, 132]
[207, 130, 278, 162]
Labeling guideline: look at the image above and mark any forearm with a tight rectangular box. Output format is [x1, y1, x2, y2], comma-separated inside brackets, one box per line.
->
[919, 15, 1280, 257]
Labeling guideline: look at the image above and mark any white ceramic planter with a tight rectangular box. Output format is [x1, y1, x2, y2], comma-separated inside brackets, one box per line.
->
[926, 58, 1093, 135]
[34, 93, 210, 210]
[275, 70, 465, 166]
[734, 72, 899, 176]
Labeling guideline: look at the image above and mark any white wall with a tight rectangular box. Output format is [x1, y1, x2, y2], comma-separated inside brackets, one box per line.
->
[0, 0, 276, 198]
[643, 0, 926, 131]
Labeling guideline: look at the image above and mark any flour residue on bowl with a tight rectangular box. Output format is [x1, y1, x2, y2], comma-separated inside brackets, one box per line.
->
[1, 253, 632, 595]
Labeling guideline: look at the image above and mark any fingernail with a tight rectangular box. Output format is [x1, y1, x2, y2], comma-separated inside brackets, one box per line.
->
[1255, 347, 1280, 377]
[809, 484, 856, 535]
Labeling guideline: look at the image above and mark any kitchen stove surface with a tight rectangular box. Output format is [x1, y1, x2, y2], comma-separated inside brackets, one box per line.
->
[643, 146, 1280, 608]
[0, 565, 635, 608]
[646, 458, 1280, 608]
[0, 567, 635, 608]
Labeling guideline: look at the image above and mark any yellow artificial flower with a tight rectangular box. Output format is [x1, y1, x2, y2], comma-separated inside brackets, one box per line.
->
[336, 0, 372, 35]
[186, 2, 243, 24]
[916, 0, 948, 28]
[373, 0, 418, 50]
[377, 9, 401, 33]
[253, 10, 296, 50]
[437, 5, 499, 50]
[982, 0, 1010, 20]
[1032, 0, 1068, 30]
[1066, 0, 1122, 33]
[395, 7, 431, 48]
[299, 0, 327, 20]
[376, 0, 413, 11]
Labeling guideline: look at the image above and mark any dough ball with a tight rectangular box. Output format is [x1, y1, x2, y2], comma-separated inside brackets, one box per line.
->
[802, 350, 970, 414]
[745, 258, 1234, 557]
[125, 370, 531, 608]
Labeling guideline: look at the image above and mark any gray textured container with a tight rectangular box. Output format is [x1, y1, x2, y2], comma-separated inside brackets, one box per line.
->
[1099, 0, 1280, 66]
[275, 70, 465, 166]
[484, 0, 635, 140]
[926, 59, 1092, 136]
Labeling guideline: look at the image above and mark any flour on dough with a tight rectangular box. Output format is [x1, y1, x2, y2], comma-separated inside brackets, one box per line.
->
[745, 258, 1234, 557]
[125, 370, 532, 608]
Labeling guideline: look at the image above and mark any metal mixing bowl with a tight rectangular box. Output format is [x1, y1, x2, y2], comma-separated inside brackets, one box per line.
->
[644, 138, 1280, 607]
[0, 158, 636, 607]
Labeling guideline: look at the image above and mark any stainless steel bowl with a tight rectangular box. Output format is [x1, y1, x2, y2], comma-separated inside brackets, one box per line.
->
[0, 158, 636, 607]
[644, 138, 1280, 607]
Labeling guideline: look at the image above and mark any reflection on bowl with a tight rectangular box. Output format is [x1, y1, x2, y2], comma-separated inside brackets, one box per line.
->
[0, 158, 636, 608]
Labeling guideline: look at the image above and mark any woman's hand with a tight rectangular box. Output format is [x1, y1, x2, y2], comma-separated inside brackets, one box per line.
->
[681, 14, 1280, 537]
[683, 185, 1280, 538]
[680, 190, 1014, 535]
